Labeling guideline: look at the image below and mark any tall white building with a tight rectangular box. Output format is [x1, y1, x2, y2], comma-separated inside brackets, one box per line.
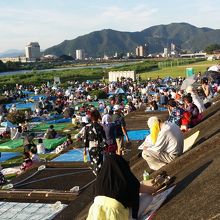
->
[25, 42, 41, 61]
[135, 44, 148, 57]
[76, 49, 85, 60]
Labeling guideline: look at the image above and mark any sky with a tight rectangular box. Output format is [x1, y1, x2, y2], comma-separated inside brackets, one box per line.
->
[0, 0, 220, 52]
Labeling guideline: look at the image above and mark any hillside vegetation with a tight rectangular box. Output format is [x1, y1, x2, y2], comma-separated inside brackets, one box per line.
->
[44, 23, 220, 57]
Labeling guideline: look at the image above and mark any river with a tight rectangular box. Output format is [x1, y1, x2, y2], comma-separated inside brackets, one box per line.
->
[0, 62, 138, 76]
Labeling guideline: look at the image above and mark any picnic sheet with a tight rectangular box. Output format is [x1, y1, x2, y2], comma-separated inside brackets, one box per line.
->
[52, 148, 90, 162]
[43, 137, 67, 150]
[126, 130, 150, 141]
[0, 139, 23, 149]
[32, 123, 68, 131]
[6, 102, 35, 111]
[0, 152, 21, 162]
[47, 118, 71, 124]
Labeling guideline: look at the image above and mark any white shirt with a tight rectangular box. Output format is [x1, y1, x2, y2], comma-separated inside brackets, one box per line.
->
[148, 122, 183, 157]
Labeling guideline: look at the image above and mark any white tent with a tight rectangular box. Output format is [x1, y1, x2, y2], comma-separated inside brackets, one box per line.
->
[115, 88, 125, 94]
[208, 65, 220, 72]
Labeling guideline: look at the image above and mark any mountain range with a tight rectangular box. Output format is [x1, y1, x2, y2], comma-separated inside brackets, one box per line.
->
[42, 23, 220, 57]
[0, 49, 24, 58]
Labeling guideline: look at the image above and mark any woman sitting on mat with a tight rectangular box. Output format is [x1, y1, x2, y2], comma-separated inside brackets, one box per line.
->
[87, 154, 170, 220]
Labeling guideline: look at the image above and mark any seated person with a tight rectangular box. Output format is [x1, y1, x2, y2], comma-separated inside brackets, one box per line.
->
[29, 146, 40, 164]
[183, 94, 202, 128]
[0, 171, 7, 185]
[19, 152, 33, 173]
[167, 99, 185, 127]
[72, 114, 79, 127]
[36, 138, 45, 154]
[44, 125, 57, 139]
[87, 154, 163, 220]
[11, 126, 23, 140]
[142, 116, 183, 171]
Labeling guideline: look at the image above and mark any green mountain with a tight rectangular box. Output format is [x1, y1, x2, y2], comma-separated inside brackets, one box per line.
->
[44, 23, 220, 57]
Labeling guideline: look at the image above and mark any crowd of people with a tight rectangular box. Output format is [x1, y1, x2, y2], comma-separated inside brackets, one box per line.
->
[0, 73, 219, 219]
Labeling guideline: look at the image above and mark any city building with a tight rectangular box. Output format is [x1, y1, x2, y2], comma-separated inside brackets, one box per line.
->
[163, 47, 170, 57]
[25, 42, 41, 61]
[76, 49, 85, 60]
[135, 44, 148, 57]
[0, 56, 27, 63]
[171, 43, 176, 52]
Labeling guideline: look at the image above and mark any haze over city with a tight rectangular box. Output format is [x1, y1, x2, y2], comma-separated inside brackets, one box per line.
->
[0, 0, 220, 53]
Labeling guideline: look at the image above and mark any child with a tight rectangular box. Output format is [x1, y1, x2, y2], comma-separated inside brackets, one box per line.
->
[29, 146, 40, 164]
[36, 138, 45, 154]
[19, 152, 33, 172]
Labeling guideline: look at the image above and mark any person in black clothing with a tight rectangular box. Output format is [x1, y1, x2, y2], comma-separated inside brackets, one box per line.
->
[23, 133, 37, 154]
[44, 125, 57, 139]
[83, 109, 106, 175]
[112, 105, 129, 155]
[87, 154, 160, 220]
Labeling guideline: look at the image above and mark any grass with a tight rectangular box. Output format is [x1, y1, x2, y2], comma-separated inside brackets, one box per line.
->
[141, 60, 220, 79]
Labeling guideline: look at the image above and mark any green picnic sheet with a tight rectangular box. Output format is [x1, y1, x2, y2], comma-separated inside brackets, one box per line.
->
[32, 123, 69, 131]
[43, 137, 67, 150]
[0, 139, 23, 150]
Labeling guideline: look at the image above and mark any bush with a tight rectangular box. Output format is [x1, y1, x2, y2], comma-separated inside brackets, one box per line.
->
[6, 110, 26, 124]
[91, 90, 108, 99]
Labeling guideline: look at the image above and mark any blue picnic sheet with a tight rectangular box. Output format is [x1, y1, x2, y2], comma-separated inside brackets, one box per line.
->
[52, 149, 90, 162]
[126, 129, 150, 141]
[31, 114, 61, 122]
[20, 95, 47, 101]
[0, 152, 21, 162]
[6, 102, 35, 111]
[47, 118, 71, 124]
[145, 107, 167, 112]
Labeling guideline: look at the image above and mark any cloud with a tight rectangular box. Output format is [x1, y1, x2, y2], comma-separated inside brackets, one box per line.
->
[97, 4, 159, 31]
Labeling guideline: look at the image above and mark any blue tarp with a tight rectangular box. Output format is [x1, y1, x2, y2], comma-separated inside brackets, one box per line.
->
[0, 152, 21, 162]
[6, 102, 35, 111]
[52, 149, 90, 162]
[20, 95, 47, 101]
[145, 107, 167, 112]
[22, 91, 35, 95]
[47, 118, 71, 124]
[126, 129, 150, 141]
[31, 114, 61, 122]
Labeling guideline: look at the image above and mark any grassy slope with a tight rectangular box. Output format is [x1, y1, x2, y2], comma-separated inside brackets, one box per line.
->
[141, 60, 219, 79]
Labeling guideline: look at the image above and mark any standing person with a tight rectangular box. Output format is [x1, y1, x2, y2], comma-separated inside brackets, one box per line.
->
[201, 77, 214, 103]
[102, 113, 117, 154]
[83, 109, 106, 175]
[142, 116, 183, 171]
[112, 105, 129, 155]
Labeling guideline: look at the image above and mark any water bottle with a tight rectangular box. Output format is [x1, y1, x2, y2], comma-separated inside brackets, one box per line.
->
[143, 170, 150, 181]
